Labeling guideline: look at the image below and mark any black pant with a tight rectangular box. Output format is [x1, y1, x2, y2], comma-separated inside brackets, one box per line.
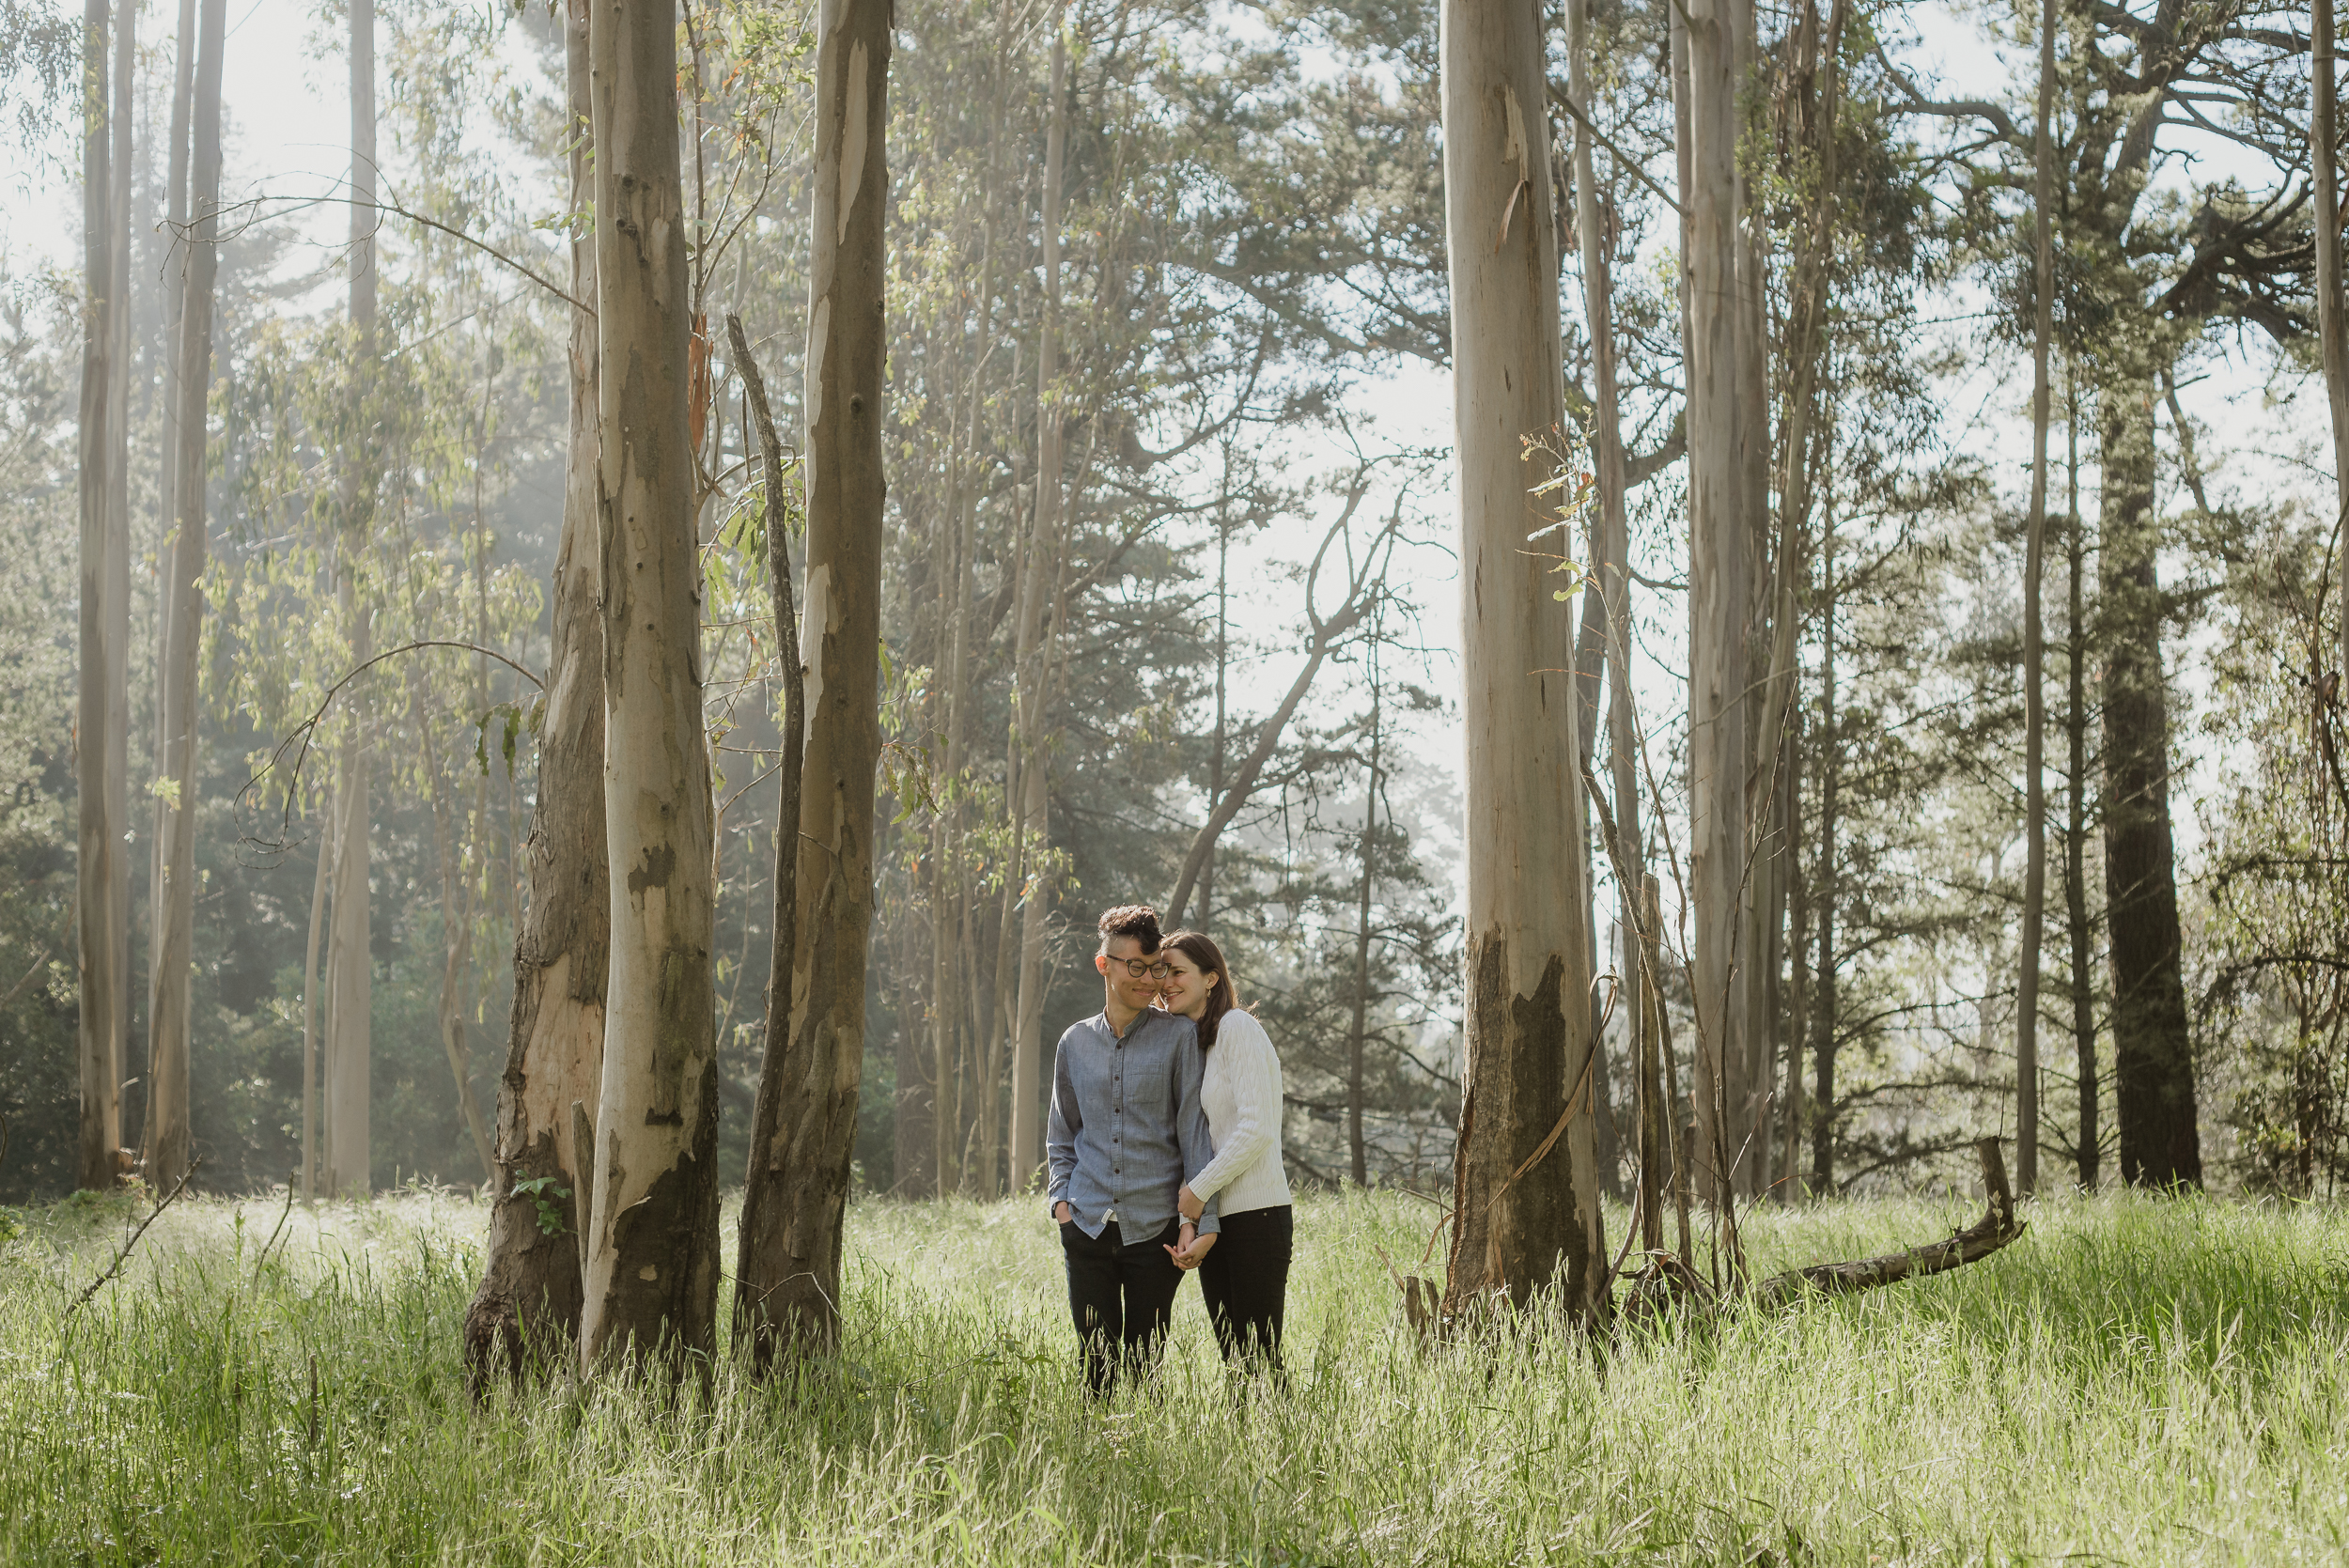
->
[1060, 1218, 1185, 1396]
[1197, 1204, 1292, 1374]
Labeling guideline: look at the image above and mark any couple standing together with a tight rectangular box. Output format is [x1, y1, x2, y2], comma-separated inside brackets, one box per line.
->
[1045, 904, 1293, 1396]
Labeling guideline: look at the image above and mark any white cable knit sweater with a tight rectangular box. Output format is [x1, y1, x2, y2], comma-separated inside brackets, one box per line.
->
[1187, 1008, 1293, 1217]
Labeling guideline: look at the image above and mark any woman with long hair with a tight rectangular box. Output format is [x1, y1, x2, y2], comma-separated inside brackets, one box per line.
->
[1159, 929, 1292, 1378]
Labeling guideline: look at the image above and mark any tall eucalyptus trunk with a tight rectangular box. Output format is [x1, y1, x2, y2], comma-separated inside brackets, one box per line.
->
[729, 315, 808, 1375]
[577, 0, 722, 1376]
[323, 0, 377, 1199]
[2015, 0, 2056, 1194]
[1439, 0, 1604, 1320]
[1730, 0, 1773, 1203]
[1568, 0, 1635, 1200]
[1759, 0, 1845, 1201]
[2063, 392, 2098, 1189]
[1005, 17, 1068, 1195]
[144, 0, 225, 1194]
[1678, 0, 1753, 1211]
[2099, 382, 2200, 1188]
[2318, 0, 2349, 686]
[1811, 520, 1840, 1192]
[148, 0, 195, 1070]
[463, 0, 606, 1389]
[730, 0, 892, 1358]
[1345, 656, 1380, 1187]
[77, 0, 125, 1192]
[300, 814, 329, 1198]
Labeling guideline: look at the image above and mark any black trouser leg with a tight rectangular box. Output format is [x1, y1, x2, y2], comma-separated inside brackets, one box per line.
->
[1061, 1221, 1123, 1396]
[1062, 1219, 1186, 1396]
[1197, 1204, 1293, 1377]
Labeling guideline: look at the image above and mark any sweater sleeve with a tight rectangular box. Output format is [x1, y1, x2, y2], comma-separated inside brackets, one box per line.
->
[1187, 1012, 1279, 1203]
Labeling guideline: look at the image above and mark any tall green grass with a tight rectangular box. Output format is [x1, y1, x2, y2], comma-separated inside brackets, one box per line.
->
[2, 1185, 2343, 1564]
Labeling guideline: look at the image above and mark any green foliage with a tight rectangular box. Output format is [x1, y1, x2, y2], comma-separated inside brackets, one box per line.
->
[2, 1191, 2346, 1562]
[508, 1173, 571, 1236]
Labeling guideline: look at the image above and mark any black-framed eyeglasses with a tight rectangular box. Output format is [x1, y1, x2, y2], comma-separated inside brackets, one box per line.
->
[1109, 957, 1173, 980]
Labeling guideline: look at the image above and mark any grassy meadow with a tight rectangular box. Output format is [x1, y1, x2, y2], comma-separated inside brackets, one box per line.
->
[1, 1184, 2344, 1564]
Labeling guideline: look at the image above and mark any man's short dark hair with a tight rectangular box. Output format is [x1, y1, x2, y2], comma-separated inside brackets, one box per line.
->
[1097, 904, 1161, 954]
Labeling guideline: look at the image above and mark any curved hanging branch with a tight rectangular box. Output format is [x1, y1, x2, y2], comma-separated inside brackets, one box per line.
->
[238, 639, 544, 856]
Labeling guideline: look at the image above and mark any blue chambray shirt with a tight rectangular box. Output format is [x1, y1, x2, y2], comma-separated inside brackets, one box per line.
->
[1046, 1007, 1221, 1245]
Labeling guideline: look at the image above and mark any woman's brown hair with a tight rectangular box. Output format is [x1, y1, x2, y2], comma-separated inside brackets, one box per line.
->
[1162, 930, 1238, 1051]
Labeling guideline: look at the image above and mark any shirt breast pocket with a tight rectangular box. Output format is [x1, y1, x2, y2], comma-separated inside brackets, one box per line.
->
[1123, 1054, 1172, 1109]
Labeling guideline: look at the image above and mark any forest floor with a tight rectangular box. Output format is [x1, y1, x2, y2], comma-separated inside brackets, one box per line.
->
[1, 1184, 2343, 1565]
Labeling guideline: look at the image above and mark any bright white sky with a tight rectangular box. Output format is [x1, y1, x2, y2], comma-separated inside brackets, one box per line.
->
[3, 0, 2331, 938]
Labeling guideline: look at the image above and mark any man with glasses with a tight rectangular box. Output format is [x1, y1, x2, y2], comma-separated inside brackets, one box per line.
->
[1046, 903, 1220, 1396]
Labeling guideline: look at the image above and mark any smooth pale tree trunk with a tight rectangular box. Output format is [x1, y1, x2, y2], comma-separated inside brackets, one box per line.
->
[78, 0, 125, 1192]
[2015, 0, 2056, 1194]
[1005, 20, 1067, 1194]
[2319, 0, 2349, 683]
[2099, 385, 2201, 1188]
[465, 0, 604, 1388]
[323, 0, 376, 1200]
[149, 0, 194, 1010]
[577, 0, 721, 1377]
[101, 0, 133, 1177]
[105, 0, 132, 1133]
[1439, 0, 1604, 1320]
[144, 0, 224, 1194]
[728, 316, 808, 1374]
[1679, 0, 1752, 1210]
[731, 0, 891, 1358]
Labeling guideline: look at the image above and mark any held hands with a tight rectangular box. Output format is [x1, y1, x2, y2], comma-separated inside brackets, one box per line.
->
[1165, 1221, 1217, 1270]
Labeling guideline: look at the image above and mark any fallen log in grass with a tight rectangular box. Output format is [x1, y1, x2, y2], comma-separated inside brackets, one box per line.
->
[1394, 1138, 2027, 1342]
[1746, 1136, 2024, 1311]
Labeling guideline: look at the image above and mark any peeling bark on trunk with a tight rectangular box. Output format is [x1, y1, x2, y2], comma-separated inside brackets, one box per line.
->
[1439, 0, 1604, 1321]
[577, 0, 722, 1378]
[143, 0, 224, 1195]
[732, 0, 892, 1359]
[465, 0, 604, 1389]
[2098, 387, 2200, 1188]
